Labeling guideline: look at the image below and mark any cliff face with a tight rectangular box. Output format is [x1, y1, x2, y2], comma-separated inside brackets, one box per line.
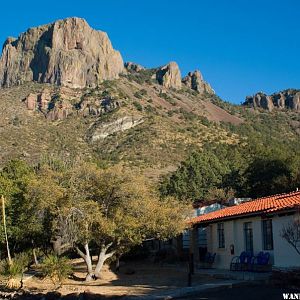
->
[0, 17, 124, 89]
[244, 89, 300, 112]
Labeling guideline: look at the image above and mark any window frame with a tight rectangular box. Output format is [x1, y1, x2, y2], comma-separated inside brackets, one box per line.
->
[243, 222, 253, 253]
[262, 219, 274, 250]
[217, 222, 225, 248]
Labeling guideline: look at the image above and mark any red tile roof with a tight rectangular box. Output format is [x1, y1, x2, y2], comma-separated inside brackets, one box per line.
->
[191, 191, 300, 225]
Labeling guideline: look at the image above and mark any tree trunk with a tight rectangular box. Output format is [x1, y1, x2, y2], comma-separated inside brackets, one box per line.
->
[1, 196, 12, 265]
[84, 244, 94, 281]
[52, 237, 62, 256]
[76, 242, 115, 281]
[115, 255, 120, 272]
[32, 248, 39, 265]
[94, 247, 106, 279]
[94, 245, 115, 279]
[75, 243, 94, 282]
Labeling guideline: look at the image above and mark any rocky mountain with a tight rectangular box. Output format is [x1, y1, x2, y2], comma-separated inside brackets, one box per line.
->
[0, 17, 124, 89]
[0, 17, 299, 180]
[244, 89, 300, 112]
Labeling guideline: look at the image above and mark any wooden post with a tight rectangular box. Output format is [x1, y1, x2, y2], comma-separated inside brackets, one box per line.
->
[187, 253, 193, 286]
[1, 195, 12, 265]
[190, 253, 194, 275]
[189, 226, 199, 268]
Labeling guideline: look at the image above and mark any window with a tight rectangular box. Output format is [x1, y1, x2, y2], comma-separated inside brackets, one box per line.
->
[217, 223, 225, 248]
[244, 222, 253, 253]
[182, 230, 190, 249]
[198, 227, 207, 248]
[262, 219, 273, 250]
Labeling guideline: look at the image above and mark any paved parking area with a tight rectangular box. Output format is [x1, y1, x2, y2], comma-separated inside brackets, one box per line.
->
[178, 285, 300, 300]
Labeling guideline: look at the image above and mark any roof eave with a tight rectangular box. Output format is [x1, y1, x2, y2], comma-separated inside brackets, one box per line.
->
[191, 207, 299, 226]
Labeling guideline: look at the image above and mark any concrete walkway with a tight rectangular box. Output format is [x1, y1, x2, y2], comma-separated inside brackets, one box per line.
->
[195, 268, 272, 281]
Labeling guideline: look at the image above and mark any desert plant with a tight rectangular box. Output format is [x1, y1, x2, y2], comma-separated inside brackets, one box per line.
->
[41, 254, 72, 286]
[0, 252, 31, 289]
[133, 101, 143, 111]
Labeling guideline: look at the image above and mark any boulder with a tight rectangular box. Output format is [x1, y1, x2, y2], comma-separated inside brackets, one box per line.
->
[156, 62, 182, 89]
[0, 17, 124, 89]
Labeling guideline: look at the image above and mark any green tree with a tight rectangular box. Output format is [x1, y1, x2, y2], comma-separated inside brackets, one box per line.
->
[0, 160, 44, 254]
[28, 163, 188, 281]
[243, 157, 293, 198]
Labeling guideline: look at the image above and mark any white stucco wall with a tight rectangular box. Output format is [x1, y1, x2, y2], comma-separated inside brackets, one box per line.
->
[204, 213, 300, 269]
[209, 216, 272, 269]
[272, 214, 300, 268]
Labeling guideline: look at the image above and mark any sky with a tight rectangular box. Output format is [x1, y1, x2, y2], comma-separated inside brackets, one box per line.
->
[0, 0, 299, 104]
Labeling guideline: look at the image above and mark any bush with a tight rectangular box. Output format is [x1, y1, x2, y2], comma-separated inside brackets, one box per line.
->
[134, 89, 148, 99]
[133, 101, 143, 111]
[0, 252, 31, 289]
[41, 254, 72, 286]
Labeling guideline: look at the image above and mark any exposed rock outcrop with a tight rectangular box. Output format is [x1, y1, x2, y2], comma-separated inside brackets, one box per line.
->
[0, 17, 124, 89]
[182, 70, 214, 94]
[80, 97, 120, 117]
[244, 89, 300, 112]
[25, 89, 51, 112]
[155, 62, 182, 89]
[47, 100, 73, 120]
[25, 93, 38, 110]
[90, 116, 144, 141]
[24, 88, 121, 120]
[125, 62, 145, 72]
[24, 89, 72, 120]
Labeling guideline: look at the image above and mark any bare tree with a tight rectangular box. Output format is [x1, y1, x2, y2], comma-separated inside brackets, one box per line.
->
[281, 218, 300, 256]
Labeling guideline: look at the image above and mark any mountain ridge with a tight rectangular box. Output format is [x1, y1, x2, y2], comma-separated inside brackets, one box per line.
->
[244, 89, 300, 112]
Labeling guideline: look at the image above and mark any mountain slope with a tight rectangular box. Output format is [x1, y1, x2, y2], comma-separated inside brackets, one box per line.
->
[0, 17, 299, 182]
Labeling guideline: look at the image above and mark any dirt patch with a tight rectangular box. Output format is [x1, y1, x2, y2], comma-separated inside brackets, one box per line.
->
[22, 260, 219, 298]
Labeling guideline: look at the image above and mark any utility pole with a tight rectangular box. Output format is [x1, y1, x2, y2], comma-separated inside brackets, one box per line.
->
[1, 195, 12, 265]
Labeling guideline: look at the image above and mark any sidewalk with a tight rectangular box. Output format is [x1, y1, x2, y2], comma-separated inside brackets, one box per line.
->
[194, 267, 272, 281]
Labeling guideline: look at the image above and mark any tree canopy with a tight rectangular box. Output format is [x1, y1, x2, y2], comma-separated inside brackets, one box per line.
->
[0, 159, 189, 280]
[160, 142, 300, 203]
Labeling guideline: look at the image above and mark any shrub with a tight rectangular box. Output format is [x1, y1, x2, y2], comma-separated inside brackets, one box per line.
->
[41, 254, 72, 286]
[133, 101, 143, 112]
[0, 252, 31, 289]
[134, 89, 148, 99]
[145, 105, 157, 114]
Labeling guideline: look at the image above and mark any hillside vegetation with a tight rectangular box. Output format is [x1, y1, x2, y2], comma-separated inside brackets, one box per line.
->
[0, 74, 299, 187]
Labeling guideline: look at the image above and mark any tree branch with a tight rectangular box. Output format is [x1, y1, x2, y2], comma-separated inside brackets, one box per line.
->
[75, 246, 86, 259]
[105, 250, 116, 260]
[104, 242, 113, 252]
